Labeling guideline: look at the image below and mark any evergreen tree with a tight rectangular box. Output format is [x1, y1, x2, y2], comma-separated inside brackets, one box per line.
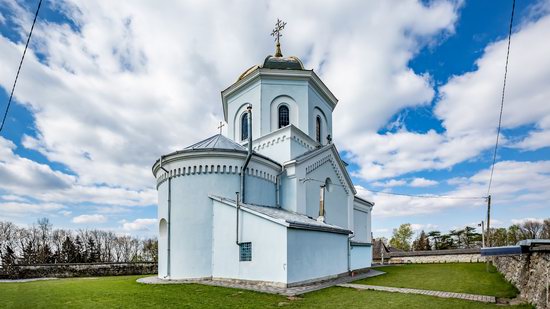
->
[427, 231, 441, 250]
[413, 230, 431, 251]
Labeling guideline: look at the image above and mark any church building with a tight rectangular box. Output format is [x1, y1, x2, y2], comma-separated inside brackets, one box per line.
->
[152, 22, 374, 287]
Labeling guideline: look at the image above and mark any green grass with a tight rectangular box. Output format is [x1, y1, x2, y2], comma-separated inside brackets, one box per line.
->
[354, 263, 519, 298]
[0, 272, 530, 308]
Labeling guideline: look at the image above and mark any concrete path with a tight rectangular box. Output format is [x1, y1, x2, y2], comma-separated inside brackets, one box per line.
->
[138, 269, 386, 296]
[338, 283, 496, 303]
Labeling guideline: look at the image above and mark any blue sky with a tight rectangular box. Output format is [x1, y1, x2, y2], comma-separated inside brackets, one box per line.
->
[0, 0, 548, 238]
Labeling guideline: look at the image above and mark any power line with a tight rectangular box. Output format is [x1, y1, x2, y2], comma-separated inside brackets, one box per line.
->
[0, 0, 43, 134]
[359, 187, 485, 200]
[487, 0, 515, 196]
[300, 178, 485, 200]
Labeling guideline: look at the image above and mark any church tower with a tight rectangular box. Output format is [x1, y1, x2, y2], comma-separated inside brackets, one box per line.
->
[221, 20, 338, 164]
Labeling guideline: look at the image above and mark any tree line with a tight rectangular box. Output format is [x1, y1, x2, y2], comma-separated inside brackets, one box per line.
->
[0, 218, 157, 267]
[387, 218, 550, 251]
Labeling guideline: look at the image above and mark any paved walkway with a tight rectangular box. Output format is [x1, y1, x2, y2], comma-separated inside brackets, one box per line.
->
[338, 283, 496, 303]
[138, 269, 386, 296]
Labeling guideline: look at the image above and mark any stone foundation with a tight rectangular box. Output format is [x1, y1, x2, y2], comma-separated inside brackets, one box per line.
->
[491, 250, 549, 309]
[0, 262, 157, 279]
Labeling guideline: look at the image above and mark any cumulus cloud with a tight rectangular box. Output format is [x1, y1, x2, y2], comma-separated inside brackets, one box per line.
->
[72, 214, 107, 224]
[121, 218, 156, 232]
[409, 178, 438, 187]
[356, 160, 550, 218]
[348, 8, 550, 180]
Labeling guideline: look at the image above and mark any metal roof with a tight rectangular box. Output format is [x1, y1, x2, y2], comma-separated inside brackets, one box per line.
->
[210, 195, 352, 235]
[184, 134, 247, 152]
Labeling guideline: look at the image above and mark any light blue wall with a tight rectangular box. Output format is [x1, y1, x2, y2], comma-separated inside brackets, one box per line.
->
[350, 245, 372, 270]
[211, 199, 287, 284]
[287, 229, 348, 284]
[305, 162, 349, 227]
[260, 79, 308, 137]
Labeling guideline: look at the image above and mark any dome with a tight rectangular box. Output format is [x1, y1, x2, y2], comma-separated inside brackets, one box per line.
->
[262, 55, 304, 70]
[237, 55, 305, 81]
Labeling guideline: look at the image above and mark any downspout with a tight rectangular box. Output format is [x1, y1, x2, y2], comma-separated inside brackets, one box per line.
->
[237, 104, 253, 245]
[348, 233, 354, 274]
[159, 156, 171, 278]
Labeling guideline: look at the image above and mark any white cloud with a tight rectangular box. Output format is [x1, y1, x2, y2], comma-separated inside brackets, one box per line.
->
[72, 214, 107, 224]
[121, 218, 156, 232]
[410, 223, 438, 231]
[356, 160, 550, 218]
[0, 201, 65, 217]
[372, 179, 407, 187]
[347, 9, 550, 181]
[511, 217, 545, 225]
[409, 177, 438, 187]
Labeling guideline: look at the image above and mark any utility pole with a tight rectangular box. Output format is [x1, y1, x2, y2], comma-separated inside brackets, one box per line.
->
[478, 221, 485, 247]
[486, 195, 491, 247]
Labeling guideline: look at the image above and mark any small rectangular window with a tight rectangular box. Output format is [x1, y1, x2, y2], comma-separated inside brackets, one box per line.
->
[239, 242, 252, 261]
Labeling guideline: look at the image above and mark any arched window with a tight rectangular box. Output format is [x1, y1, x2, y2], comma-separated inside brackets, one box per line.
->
[278, 105, 289, 128]
[316, 116, 322, 143]
[241, 112, 249, 141]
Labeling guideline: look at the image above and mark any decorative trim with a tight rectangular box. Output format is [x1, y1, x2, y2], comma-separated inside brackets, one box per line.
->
[305, 154, 350, 194]
[157, 164, 277, 188]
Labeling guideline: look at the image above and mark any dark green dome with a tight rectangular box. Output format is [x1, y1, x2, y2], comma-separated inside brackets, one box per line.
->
[262, 55, 304, 70]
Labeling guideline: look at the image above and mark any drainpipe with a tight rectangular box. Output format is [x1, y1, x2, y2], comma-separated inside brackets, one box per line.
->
[237, 105, 253, 246]
[240, 105, 253, 203]
[275, 168, 286, 207]
[159, 156, 171, 279]
[235, 192, 240, 245]
[348, 233, 354, 273]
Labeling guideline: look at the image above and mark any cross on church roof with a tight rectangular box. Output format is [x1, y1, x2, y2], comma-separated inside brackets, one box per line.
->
[217, 121, 225, 134]
[271, 19, 286, 57]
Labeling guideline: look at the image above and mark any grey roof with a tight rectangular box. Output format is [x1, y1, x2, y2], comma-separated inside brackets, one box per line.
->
[210, 195, 351, 235]
[262, 55, 305, 70]
[185, 134, 247, 152]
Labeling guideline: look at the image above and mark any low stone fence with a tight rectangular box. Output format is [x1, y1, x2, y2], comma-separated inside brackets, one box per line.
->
[0, 262, 157, 279]
[491, 248, 549, 309]
[387, 248, 485, 264]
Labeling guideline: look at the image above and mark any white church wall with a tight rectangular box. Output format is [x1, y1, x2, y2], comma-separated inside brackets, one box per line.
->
[287, 229, 348, 284]
[352, 208, 369, 243]
[157, 183, 168, 278]
[304, 161, 350, 228]
[308, 85, 333, 144]
[211, 199, 287, 285]
[350, 245, 372, 270]
[154, 152, 278, 280]
[252, 125, 316, 164]
[260, 78, 308, 137]
[227, 80, 261, 142]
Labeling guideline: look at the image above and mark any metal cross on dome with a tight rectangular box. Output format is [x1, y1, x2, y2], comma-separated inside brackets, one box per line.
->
[271, 19, 287, 44]
[217, 121, 225, 134]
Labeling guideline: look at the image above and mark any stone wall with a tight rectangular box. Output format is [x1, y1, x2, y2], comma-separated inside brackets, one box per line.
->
[491, 250, 549, 309]
[387, 248, 485, 264]
[0, 262, 157, 279]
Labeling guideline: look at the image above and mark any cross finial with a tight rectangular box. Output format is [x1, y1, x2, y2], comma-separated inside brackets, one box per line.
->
[271, 19, 286, 57]
[217, 121, 225, 134]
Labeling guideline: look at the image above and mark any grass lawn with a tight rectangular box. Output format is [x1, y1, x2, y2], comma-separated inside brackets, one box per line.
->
[0, 274, 530, 308]
[354, 263, 518, 298]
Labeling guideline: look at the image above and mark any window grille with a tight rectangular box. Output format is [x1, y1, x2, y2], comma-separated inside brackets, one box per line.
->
[239, 242, 252, 261]
[278, 105, 289, 128]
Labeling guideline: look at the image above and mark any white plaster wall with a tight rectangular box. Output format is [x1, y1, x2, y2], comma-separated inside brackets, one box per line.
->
[211, 200, 287, 284]
[305, 161, 349, 228]
[350, 245, 372, 270]
[227, 81, 261, 142]
[287, 229, 348, 284]
[308, 85, 333, 143]
[353, 209, 369, 243]
[155, 153, 279, 280]
[260, 78, 308, 137]
[157, 184, 168, 277]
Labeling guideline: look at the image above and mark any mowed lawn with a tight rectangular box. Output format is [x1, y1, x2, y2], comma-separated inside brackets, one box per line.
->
[0, 263, 529, 308]
[354, 263, 518, 298]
